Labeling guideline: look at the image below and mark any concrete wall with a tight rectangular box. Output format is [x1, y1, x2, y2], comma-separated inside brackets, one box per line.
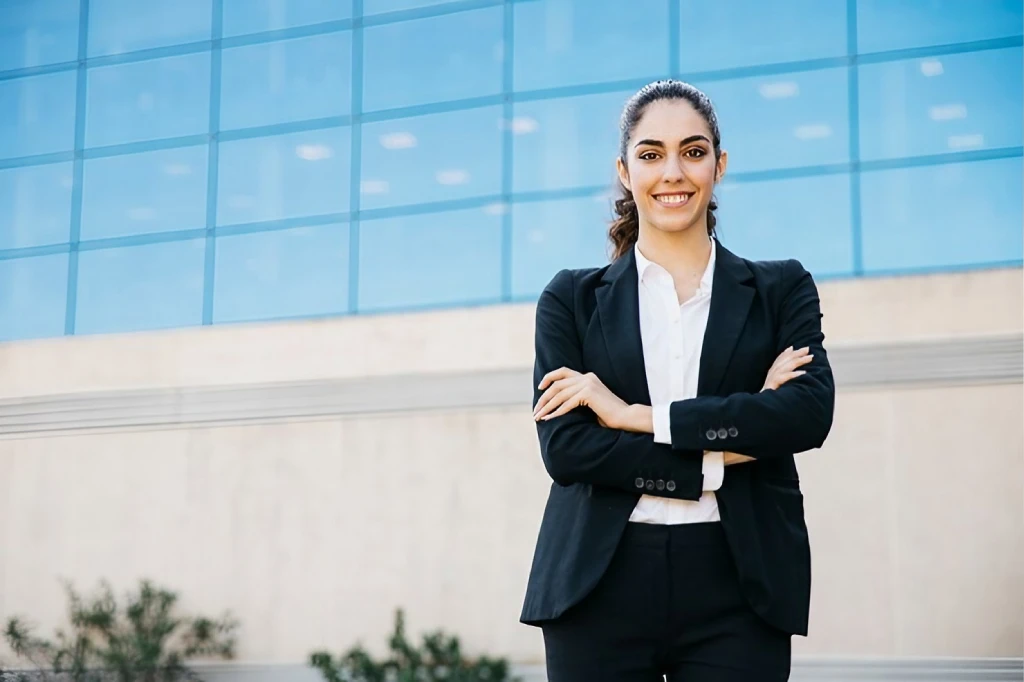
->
[0, 267, 1021, 667]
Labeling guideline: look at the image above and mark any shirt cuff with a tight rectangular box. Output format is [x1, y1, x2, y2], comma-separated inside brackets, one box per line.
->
[702, 451, 724, 491]
[652, 403, 672, 445]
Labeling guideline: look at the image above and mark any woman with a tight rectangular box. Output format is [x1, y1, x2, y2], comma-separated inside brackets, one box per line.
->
[520, 80, 835, 681]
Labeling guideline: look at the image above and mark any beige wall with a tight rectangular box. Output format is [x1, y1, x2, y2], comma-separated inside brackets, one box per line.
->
[0, 267, 1021, 665]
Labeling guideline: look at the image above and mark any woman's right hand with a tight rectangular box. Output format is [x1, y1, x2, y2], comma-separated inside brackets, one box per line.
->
[761, 346, 813, 392]
[724, 347, 814, 467]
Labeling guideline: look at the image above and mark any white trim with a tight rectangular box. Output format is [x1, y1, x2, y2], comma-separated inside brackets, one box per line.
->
[0, 335, 1019, 437]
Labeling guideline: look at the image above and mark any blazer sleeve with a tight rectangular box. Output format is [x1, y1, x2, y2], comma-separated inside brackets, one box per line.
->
[533, 269, 705, 500]
[666, 259, 835, 458]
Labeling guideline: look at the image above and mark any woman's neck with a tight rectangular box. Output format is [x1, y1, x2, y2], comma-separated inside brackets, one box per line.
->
[635, 223, 713, 278]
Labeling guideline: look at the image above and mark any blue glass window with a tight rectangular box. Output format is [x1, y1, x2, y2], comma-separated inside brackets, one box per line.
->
[860, 157, 1023, 272]
[87, 0, 212, 57]
[358, 207, 502, 311]
[512, 90, 629, 194]
[80, 145, 208, 240]
[0, 0, 80, 72]
[360, 106, 501, 210]
[75, 238, 205, 334]
[0, 162, 74, 250]
[859, 47, 1023, 162]
[85, 52, 210, 148]
[857, 0, 1023, 54]
[213, 223, 350, 323]
[362, 6, 502, 111]
[514, 0, 668, 92]
[715, 173, 853, 277]
[220, 32, 352, 131]
[217, 127, 351, 226]
[0, 253, 69, 342]
[679, 0, 846, 72]
[511, 195, 613, 299]
[222, 0, 352, 37]
[695, 68, 850, 174]
[363, 0, 467, 14]
[0, 71, 77, 159]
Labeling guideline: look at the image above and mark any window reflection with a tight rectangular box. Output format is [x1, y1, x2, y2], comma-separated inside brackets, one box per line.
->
[0, 253, 68, 341]
[514, 0, 668, 92]
[715, 173, 853, 276]
[859, 47, 1023, 162]
[362, 6, 502, 111]
[214, 223, 350, 322]
[858, 0, 1023, 53]
[0, 0, 80, 71]
[222, 0, 352, 37]
[86, 52, 210, 148]
[679, 0, 846, 72]
[220, 32, 352, 131]
[88, 0, 211, 57]
[511, 195, 613, 299]
[512, 90, 629, 194]
[217, 127, 351, 225]
[0, 71, 77, 159]
[0, 162, 74, 249]
[695, 68, 850, 173]
[361, 107, 502, 210]
[860, 157, 1023, 272]
[75, 239, 205, 334]
[358, 207, 502, 311]
[80, 145, 209, 240]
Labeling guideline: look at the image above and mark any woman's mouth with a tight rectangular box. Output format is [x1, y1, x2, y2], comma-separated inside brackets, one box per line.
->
[652, 192, 693, 208]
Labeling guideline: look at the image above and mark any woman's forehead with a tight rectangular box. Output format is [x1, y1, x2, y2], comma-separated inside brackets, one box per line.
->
[631, 100, 711, 140]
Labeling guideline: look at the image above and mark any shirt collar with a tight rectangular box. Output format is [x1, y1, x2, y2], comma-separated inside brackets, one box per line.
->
[634, 238, 717, 296]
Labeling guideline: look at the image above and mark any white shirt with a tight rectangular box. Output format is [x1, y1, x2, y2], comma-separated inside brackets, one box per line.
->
[628, 240, 725, 525]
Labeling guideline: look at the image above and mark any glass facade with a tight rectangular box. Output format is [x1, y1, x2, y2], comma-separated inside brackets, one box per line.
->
[0, 0, 1021, 341]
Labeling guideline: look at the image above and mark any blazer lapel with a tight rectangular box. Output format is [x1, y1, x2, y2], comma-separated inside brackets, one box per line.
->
[698, 240, 755, 396]
[595, 248, 652, 406]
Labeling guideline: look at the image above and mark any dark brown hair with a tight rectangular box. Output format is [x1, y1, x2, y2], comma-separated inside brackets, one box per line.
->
[609, 80, 723, 260]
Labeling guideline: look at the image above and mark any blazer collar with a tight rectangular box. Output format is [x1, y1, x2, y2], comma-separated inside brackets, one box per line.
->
[595, 238, 754, 402]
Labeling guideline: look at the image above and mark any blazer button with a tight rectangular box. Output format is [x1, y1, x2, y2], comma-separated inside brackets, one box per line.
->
[717, 427, 729, 440]
[666, 480, 676, 492]
[646, 480, 655, 491]
[656, 480, 665, 491]
[728, 426, 739, 438]
[635, 477, 645, 489]
[705, 429, 718, 441]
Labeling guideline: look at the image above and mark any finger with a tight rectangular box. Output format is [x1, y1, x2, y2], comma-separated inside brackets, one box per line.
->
[535, 384, 583, 421]
[778, 354, 814, 373]
[534, 376, 576, 413]
[538, 367, 577, 390]
[774, 370, 807, 387]
[542, 389, 585, 420]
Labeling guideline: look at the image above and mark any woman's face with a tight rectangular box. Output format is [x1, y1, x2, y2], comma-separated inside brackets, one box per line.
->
[616, 99, 727, 237]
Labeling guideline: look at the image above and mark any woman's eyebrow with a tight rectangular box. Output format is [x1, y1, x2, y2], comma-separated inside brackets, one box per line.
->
[634, 135, 711, 148]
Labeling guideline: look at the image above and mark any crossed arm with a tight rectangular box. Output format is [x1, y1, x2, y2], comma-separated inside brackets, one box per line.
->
[531, 263, 835, 498]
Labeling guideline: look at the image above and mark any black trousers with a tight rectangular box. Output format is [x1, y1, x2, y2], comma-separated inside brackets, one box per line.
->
[541, 522, 791, 681]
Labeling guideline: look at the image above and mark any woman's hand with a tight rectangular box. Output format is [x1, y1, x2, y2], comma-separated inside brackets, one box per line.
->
[727, 348, 813, 466]
[533, 368, 629, 429]
[762, 346, 813, 392]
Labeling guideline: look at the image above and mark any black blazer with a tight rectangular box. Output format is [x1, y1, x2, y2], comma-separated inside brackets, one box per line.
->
[520, 240, 835, 636]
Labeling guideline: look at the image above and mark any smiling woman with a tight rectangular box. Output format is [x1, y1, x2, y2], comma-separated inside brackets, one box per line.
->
[521, 79, 836, 682]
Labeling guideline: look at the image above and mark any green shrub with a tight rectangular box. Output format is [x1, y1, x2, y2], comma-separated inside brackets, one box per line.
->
[2, 579, 237, 682]
[309, 609, 518, 682]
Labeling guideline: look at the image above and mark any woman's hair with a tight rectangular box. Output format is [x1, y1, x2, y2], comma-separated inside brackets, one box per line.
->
[609, 80, 723, 260]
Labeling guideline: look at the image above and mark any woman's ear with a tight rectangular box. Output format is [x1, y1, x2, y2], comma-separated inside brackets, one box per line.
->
[615, 156, 630, 193]
[715, 149, 728, 182]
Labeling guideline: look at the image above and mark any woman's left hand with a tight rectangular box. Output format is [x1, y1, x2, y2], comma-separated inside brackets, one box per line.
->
[533, 367, 629, 428]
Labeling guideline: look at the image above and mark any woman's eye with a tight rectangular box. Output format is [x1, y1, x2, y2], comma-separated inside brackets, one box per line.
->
[639, 152, 658, 160]
[685, 148, 706, 158]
